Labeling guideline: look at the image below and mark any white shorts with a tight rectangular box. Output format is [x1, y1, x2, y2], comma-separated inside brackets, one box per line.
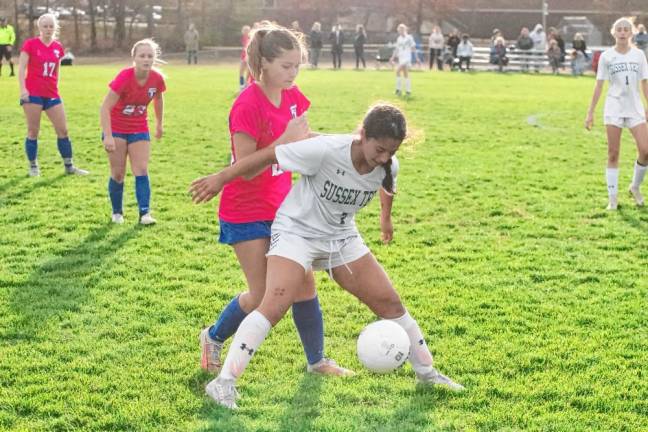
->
[397, 59, 411, 68]
[604, 116, 646, 129]
[267, 230, 370, 272]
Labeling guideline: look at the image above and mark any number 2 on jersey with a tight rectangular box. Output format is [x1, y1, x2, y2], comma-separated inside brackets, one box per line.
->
[42, 62, 56, 77]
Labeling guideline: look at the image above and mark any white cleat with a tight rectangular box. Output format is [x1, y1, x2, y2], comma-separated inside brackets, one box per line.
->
[628, 185, 644, 207]
[606, 196, 618, 211]
[139, 213, 156, 225]
[28, 165, 40, 177]
[206, 376, 239, 409]
[200, 327, 223, 373]
[65, 165, 89, 176]
[416, 367, 466, 392]
[111, 213, 125, 224]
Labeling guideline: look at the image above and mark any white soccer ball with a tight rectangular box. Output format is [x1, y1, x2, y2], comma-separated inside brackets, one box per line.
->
[356, 320, 410, 373]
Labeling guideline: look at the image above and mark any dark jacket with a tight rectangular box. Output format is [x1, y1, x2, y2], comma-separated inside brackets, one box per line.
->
[516, 35, 533, 50]
[329, 30, 345, 50]
[354, 32, 366, 49]
[310, 30, 323, 49]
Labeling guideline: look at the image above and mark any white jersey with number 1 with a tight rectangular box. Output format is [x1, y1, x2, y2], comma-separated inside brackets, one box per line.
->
[596, 47, 648, 118]
[395, 34, 415, 65]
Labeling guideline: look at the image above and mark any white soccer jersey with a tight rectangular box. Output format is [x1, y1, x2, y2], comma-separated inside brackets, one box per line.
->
[273, 134, 399, 240]
[597, 47, 648, 118]
[395, 34, 415, 64]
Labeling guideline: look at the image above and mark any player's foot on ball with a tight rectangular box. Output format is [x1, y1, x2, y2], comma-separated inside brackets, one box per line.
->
[628, 185, 644, 206]
[65, 165, 89, 175]
[200, 327, 223, 373]
[606, 196, 618, 211]
[415, 367, 465, 391]
[139, 213, 156, 225]
[111, 213, 124, 224]
[307, 357, 355, 377]
[206, 376, 239, 409]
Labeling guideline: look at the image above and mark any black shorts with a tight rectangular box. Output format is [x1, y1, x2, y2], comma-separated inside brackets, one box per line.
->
[0, 45, 12, 61]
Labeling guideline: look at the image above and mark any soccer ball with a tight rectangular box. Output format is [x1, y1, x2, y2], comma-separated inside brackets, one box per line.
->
[356, 320, 410, 373]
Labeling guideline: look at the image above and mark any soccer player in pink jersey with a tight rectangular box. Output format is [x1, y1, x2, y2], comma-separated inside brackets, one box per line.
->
[198, 21, 352, 378]
[99, 39, 166, 225]
[18, 13, 88, 177]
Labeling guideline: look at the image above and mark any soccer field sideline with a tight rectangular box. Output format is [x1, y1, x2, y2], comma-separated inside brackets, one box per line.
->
[0, 67, 646, 431]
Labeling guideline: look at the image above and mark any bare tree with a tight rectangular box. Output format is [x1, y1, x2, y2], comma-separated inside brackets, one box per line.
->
[112, 0, 126, 48]
[86, 0, 98, 50]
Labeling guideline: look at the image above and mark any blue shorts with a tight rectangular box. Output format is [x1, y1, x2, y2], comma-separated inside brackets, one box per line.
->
[219, 220, 273, 245]
[20, 96, 62, 110]
[102, 131, 150, 144]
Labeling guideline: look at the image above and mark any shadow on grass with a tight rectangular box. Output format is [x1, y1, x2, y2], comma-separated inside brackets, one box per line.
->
[276, 373, 324, 432]
[618, 206, 647, 231]
[0, 174, 65, 209]
[6, 223, 140, 338]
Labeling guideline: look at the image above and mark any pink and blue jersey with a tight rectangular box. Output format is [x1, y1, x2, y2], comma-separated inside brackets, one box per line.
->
[21, 37, 64, 98]
[108, 67, 166, 134]
[219, 82, 310, 224]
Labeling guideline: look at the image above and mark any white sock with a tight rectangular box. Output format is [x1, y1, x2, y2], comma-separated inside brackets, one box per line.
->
[388, 311, 434, 374]
[631, 161, 647, 189]
[606, 167, 619, 199]
[396, 76, 401, 91]
[219, 310, 272, 381]
[405, 78, 411, 92]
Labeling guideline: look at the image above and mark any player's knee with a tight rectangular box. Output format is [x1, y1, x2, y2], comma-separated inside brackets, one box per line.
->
[111, 171, 126, 183]
[27, 128, 39, 139]
[56, 128, 68, 138]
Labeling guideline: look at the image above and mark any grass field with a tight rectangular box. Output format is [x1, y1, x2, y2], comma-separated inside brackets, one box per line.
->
[0, 65, 647, 432]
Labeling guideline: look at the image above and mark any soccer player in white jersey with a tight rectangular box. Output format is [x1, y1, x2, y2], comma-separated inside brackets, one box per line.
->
[390, 24, 416, 96]
[586, 17, 648, 210]
[191, 104, 465, 409]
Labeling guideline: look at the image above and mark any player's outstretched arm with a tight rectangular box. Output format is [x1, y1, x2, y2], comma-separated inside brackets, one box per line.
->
[585, 80, 604, 130]
[190, 146, 278, 203]
[379, 188, 394, 243]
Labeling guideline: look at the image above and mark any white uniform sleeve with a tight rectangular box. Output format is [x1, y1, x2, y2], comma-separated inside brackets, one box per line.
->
[275, 136, 328, 176]
[391, 156, 399, 189]
[596, 52, 608, 80]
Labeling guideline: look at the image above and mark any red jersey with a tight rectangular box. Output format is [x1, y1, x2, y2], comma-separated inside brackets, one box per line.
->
[21, 38, 64, 98]
[219, 82, 310, 223]
[108, 67, 166, 134]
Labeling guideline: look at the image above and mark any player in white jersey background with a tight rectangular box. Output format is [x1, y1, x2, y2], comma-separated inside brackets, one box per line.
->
[390, 24, 416, 97]
[586, 17, 648, 210]
[190, 104, 465, 409]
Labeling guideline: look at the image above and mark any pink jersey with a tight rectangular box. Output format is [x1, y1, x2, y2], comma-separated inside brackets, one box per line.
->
[108, 67, 166, 134]
[219, 82, 310, 223]
[21, 38, 64, 98]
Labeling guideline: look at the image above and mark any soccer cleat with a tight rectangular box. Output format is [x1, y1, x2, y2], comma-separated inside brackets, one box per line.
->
[628, 185, 644, 206]
[28, 165, 40, 177]
[139, 213, 156, 225]
[205, 376, 239, 409]
[111, 213, 125, 224]
[606, 196, 618, 211]
[307, 357, 355, 377]
[200, 327, 223, 373]
[405, 91, 411, 98]
[65, 165, 89, 176]
[395, 89, 401, 96]
[416, 367, 465, 392]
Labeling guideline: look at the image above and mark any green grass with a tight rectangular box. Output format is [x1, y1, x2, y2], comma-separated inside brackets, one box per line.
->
[1, 66, 647, 432]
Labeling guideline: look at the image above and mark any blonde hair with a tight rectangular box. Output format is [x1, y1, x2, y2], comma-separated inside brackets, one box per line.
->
[37, 13, 59, 39]
[246, 20, 306, 81]
[312, 22, 321, 32]
[610, 17, 637, 36]
[131, 38, 166, 75]
[397, 23, 407, 33]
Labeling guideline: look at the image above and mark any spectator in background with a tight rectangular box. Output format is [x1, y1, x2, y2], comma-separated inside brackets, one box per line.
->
[309, 22, 323, 68]
[493, 37, 509, 72]
[571, 49, 586, 76]
[0, 16, 16, 76]
[634, 24, 648, 58]
[489, 28, 503, 64]
[516, 27, 534, 72]
[238, 25, 251, 90]
[330, 24, 344, 69]
[291, 21, 301, 33]
[572, 32, 588, 60]
[354, 24, 366, 69]
[184, 23, 199, 65]
[446, 30, 460, 58]
[548, 27, 566, 63]
[428, 26, 444, 71]
[547, 39, 562, 74]
[456, 34, 473, 72]
[530, 24, 546, 72]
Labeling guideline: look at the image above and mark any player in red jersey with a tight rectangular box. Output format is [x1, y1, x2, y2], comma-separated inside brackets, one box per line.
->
[18, 13, 87, 177]
[99, 39, 166, 225]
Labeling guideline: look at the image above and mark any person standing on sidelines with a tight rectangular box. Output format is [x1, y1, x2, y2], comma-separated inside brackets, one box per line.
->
[99, 39, 165, 225]
[390, 24, 415, 96]
[190, 104, 465, 410]
[197, 21, 352, 378]
[184, 23, 199, 65]
[353, 24, 366, 69]
[309, 22, 323, 68]
[0, 16, 16, 77]
[585, 17, 648, 210]
[428, 26, 444, 71]
[239, 25, 251, 90]
[18, 13, 88, 177]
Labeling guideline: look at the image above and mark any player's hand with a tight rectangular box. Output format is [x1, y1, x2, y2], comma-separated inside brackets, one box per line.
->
[20, 90, 29, 102]
[281, 114, 309, 144]
[155, 124, 163, 139]
[585, 112, 594, 130]
[103, 135, 116, 153]
[190, 173, 225, 203]
[380, 217, 393, 244]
